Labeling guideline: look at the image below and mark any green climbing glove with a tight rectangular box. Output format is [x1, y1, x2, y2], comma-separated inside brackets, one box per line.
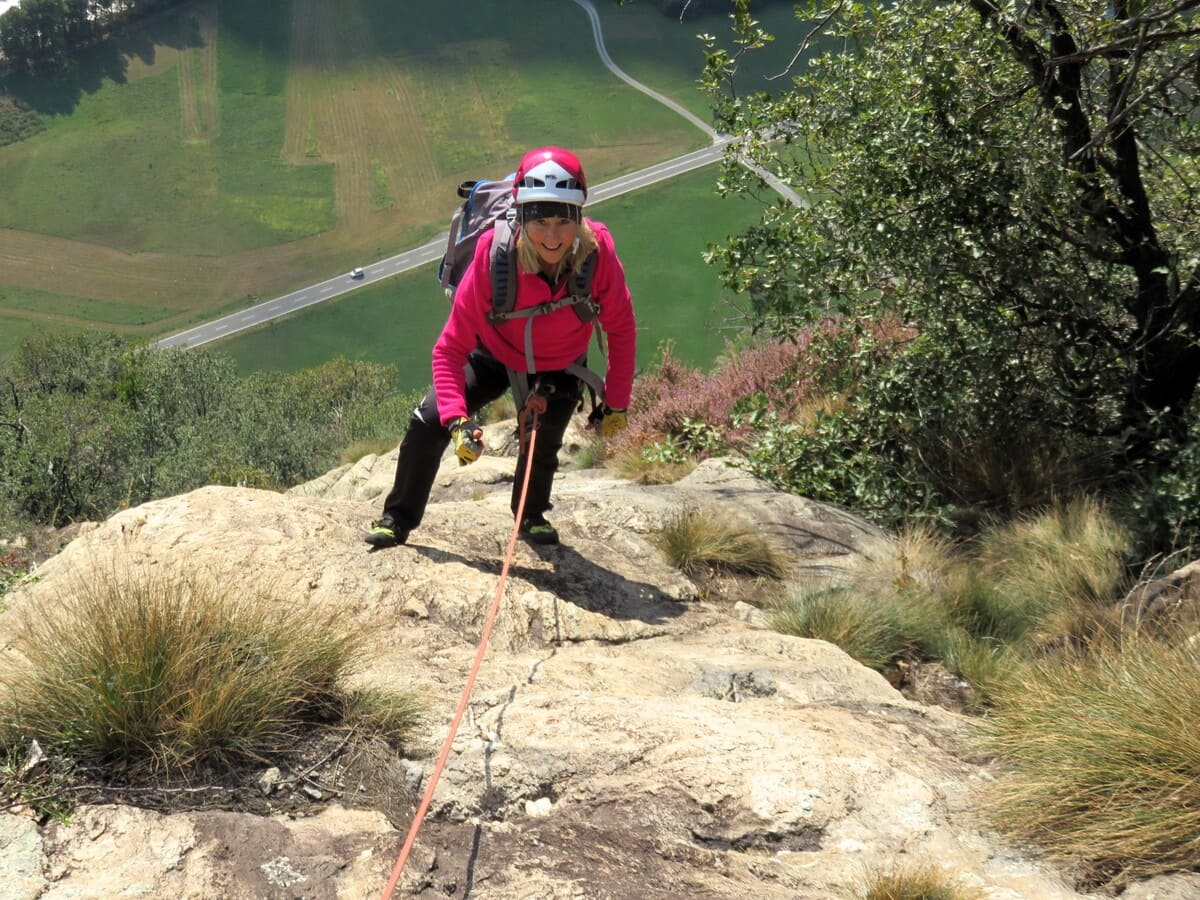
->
[449, 417, 484, 465]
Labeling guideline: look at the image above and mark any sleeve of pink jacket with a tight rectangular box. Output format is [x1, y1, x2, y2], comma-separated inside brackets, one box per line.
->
[431, 232, 495, 427]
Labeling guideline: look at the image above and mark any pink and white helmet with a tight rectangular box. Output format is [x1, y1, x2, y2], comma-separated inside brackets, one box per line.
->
[513, 147, 587, 207]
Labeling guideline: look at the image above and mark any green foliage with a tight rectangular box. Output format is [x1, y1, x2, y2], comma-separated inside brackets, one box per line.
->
[981, 639, 1200, 888]
[0, 332, 415, 529]
[1125, 395, 1200, 554]
[0, 741, 76, 823]
[705, 0, 1200, 552]
[0, 565, 421, 774]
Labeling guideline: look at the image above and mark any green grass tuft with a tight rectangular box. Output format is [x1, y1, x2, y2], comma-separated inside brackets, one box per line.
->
[769, 587, 905, 671]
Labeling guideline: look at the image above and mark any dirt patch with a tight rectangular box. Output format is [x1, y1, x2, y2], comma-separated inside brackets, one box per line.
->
[21, 730, 416, 829]
[397, 792, 818, 899]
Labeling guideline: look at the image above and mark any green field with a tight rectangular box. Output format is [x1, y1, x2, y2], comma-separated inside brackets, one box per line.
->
[0, 0, 813, 372]
[216, 164, 766, 392]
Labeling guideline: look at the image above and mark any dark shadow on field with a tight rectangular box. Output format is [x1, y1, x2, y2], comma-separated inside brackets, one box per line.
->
[2, 4, 206, 116]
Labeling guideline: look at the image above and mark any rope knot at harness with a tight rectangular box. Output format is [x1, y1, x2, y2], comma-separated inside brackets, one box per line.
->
[517, 387, 549, 458]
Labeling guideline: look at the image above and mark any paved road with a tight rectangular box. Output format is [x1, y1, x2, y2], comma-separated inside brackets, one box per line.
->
[156, 0, 796, 351]
[154, 145, 734, 350]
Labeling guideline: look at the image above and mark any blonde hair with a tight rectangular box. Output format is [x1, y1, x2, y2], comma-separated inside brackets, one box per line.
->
[516, 219, 599, 282]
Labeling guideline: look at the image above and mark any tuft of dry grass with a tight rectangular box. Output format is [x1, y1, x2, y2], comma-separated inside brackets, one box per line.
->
[853, 523, 958, 602]
[769, 500, 1137, 700]
[609, 445, 697, 484]
[857, 858, 985, 900]
[0, 566, 421, 774]
[980, 637, 1200, 887]
[650, 507, 790, 579]
[975, 495, 1130, 620]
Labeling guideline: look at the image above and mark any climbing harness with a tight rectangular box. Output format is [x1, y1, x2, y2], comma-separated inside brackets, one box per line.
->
[379, 390, 548, 900]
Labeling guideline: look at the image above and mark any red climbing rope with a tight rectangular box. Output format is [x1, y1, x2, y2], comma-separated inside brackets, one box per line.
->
[380, 400, 544, 899]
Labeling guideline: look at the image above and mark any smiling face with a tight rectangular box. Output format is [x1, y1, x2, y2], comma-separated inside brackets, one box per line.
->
[522, 216, 579, 269]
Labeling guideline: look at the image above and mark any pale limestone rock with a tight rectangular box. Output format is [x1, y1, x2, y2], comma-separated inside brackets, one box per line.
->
[0, 456, 1101, 899]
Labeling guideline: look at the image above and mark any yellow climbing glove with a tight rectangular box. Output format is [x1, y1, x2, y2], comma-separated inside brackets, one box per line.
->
[449, 417, 484, 465]
[594, 406, 628, 439]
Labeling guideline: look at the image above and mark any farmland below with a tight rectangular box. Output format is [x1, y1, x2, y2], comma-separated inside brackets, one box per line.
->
[0, 0, 809, 375]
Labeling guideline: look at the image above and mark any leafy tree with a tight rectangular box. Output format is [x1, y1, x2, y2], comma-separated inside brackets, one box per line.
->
[702, 0, 1200, 547]
[0, 0, 188, 68]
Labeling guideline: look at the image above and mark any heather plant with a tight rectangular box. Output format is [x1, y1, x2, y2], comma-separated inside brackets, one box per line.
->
[609, 333, 829, 463]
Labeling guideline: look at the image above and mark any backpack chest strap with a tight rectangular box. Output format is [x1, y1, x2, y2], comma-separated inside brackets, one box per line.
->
[489, 293, 598, 374]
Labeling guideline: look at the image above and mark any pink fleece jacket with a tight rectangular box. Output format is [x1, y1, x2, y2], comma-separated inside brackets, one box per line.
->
[432, 219, 637, 426]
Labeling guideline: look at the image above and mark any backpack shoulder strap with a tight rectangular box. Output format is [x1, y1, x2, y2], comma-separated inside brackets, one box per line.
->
[488, 213, 519, 316]
[570, 251, 598, 322]
[572, 251, 604, 357]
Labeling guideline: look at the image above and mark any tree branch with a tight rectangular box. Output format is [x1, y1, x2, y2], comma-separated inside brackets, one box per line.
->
[767, 1, 847, 81]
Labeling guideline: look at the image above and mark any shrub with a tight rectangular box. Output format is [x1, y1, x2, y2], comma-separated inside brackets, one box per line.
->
[0, 95, 46, 147]
[0, 334, 418, 528]
[738, 318, 1109, 531]
[0, 566, 421, 774]
[981, 638, 1200, 887]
